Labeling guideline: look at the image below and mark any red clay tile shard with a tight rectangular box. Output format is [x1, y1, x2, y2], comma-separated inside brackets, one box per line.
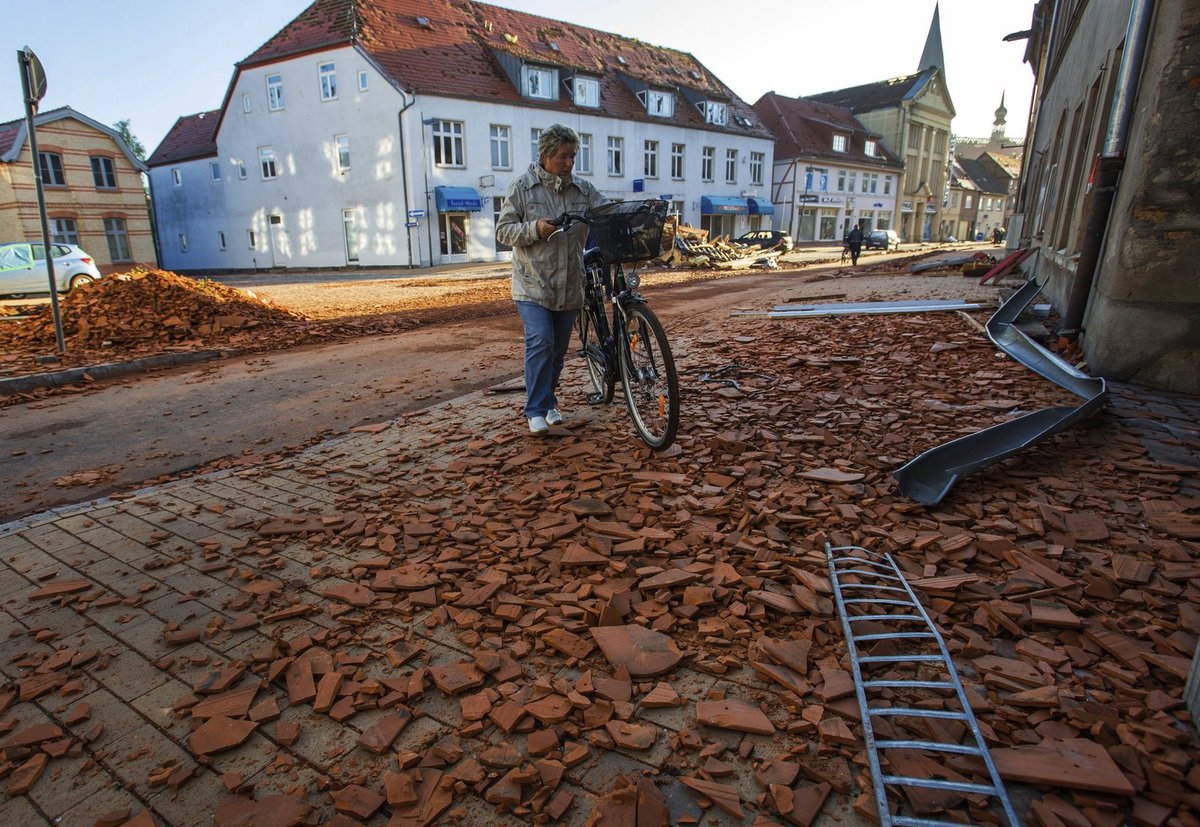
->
[639, 569, 700, 590]
[641, 681, 683, 708]
[428, 662, 485, 695]
[214, 793, 311, 827]
[323, 583, 376, 607]
[988, 738, 1136, 795]
[6, 752, 48, 795]
[681, 776, 745, 818]
[189, 715, 258, 756]
[274, 720, 300, 746]
[0, 722, 63, 749]
[525, 694, 572, 724]
[373, 565, 441, 591]
[559, 543, 610, 566]
[190, 685, 258, 720]
[29, 579, 92, 600]
[358, 710, 412, 753]
[385, 771, 417, 806]
[798, 467, 864, 483]
[696, 699, 776, 734]
[605, 720, 658, 750]
[590, 625, 682, 677]
[544, 628, 595, 660]
[332, 784, 385, 819]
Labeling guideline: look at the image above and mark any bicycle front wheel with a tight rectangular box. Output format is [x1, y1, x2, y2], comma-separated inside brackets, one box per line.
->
[577, 305, 615, 404]
[618, 304, 679, 450]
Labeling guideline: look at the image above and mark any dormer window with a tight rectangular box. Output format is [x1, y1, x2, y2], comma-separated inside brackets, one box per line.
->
[644, 90, 674, 118]
[703, 101, 728, 126]
[572, 76, 600, 108]
[832, 134, 848, 153]
[522, 64, 555, 100]
[864, 139, 876, 157]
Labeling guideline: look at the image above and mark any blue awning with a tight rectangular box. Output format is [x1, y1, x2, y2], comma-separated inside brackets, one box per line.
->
[434, 186, 483, 212]
[746, 197, 775, 216]
[700, 195, 748, 215]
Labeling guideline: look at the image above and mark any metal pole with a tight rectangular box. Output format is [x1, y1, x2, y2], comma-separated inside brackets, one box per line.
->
[17, 47, 65, 353]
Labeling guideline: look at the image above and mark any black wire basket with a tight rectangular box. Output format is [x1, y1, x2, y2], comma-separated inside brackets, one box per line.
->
[585, 199, 669, 265]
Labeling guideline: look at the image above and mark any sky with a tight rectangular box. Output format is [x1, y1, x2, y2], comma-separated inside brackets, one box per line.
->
[3, 0, 1036, 156]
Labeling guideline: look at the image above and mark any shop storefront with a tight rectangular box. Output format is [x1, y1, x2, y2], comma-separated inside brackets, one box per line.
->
[434, 186, 484, 262]
[746, 197, 774, 232]
[700, 195, 748, 239]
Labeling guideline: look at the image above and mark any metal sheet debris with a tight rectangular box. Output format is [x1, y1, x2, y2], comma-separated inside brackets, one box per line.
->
[731, 299, 983, 319]
[893, 278, 1108, 505]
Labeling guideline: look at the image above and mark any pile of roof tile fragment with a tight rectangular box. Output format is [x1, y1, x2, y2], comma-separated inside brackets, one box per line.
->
[2, 307, 1196, 826]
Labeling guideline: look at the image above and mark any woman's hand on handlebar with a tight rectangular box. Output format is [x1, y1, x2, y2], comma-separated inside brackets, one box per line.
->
[536, 218, 557, 240]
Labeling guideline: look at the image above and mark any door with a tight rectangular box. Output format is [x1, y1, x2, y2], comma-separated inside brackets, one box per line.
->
[268, 213, 287, 268]
[0, 243, 39, 293]
[797, 208, 816, 241]
[342, 209, 360, 264]
[439, 214, 468, 260]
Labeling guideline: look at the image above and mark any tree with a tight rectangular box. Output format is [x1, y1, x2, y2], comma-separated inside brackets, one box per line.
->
[113, 119, 146, 161]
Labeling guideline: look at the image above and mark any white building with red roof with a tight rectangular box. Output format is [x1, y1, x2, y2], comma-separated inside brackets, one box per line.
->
[147, 0, 775, 271]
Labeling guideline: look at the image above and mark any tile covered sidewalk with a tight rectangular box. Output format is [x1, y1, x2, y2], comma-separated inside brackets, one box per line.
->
[1, 298, 1198, 827]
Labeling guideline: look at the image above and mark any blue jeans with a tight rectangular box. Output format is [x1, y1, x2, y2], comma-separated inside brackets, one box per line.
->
[515, 301, 578, 418]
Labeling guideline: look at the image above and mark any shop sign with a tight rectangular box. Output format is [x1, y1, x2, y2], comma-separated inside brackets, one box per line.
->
[901, 200, 914, 212]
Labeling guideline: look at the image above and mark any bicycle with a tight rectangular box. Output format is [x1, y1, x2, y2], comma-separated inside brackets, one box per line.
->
[547, 199, 680, 450]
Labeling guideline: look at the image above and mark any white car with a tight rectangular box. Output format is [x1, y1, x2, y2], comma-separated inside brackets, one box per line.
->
[0, 241, 102, 296]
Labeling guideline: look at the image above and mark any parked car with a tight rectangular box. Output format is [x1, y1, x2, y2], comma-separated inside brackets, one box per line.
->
[0, 242, 102, 296]
[864, 229, 901, 251]
[734, 230, 794, 252]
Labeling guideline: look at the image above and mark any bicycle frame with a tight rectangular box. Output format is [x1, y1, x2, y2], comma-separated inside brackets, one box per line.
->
[579, 251, 642, 401]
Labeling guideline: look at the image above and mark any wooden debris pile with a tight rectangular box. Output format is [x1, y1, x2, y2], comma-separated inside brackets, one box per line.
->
[658, 223, 784, 270]
[2, 307, 1197, 825]
[0, 268, 307, 351]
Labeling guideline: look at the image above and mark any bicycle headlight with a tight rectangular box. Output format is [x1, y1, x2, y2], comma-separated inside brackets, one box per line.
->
[625, 271, 641, 290]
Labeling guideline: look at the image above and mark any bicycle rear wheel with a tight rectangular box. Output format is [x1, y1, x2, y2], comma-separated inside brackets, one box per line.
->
[577, 304, 615, 403]
[618, 304, 679, 450]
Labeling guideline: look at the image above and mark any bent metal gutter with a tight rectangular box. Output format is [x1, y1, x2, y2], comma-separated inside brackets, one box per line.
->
[893, 278, 1108, 506]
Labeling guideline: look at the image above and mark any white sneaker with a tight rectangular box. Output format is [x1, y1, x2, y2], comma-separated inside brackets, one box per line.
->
[545, 408, 564, 426]
[528, 416, 549, 435]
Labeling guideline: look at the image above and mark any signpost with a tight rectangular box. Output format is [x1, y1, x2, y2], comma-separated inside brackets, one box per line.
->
[407, 209, 426, 219]
[17, 46, 65, 353]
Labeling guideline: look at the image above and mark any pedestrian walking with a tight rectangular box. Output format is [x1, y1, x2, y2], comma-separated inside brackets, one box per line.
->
[846, 223, 864, 266]
[495, 124, 608, 436]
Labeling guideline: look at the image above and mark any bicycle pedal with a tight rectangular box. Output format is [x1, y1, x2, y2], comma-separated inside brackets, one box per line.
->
[585, 393, 606, 405]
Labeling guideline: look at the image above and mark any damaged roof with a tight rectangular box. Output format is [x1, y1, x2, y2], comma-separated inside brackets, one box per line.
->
[958, 156, 1011, 195]
[752, 92, 901, 170]
[146, 111, 220, 167]
[809, 67, 943, 115]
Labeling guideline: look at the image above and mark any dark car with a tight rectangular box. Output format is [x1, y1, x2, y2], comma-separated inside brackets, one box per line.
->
[864, 229, 900, 251]
[734, 230, 793, 252]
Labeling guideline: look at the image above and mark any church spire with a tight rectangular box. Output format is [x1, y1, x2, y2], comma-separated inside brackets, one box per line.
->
[918, 2, 945, 72]
[992, 92, 1008, 141]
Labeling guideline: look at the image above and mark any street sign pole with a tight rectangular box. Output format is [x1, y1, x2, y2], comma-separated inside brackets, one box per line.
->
[18, 46, 65, 354]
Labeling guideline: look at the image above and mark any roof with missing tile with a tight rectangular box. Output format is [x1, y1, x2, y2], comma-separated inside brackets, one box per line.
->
[752, 92, 901, 170]
[808, 68, 939, 114]
[146, 111, 219, 167]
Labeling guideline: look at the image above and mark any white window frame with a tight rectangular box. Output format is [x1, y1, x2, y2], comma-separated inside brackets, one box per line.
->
[704, 101, 728, 126]
[573, 76, 599, 108]
[209, 161, 222, 182]
[171, 168, 182, 187]
[607, 136, 623, 177]
[645, 90, 674, 118]
[837, 170, 846, 192]
[431, 120, 465, 168]
[247, 229, 257, 249]
[490, 125, 511, 170]
[750, 152, 764, 186]
[259, 147, 278, 180]
[335, 134, 350, 172]
[577, 134, 592, 175]
[701, 146, 714, 182]
[522, 65, 554, 100]
[864, 139, 876, 157]
[725, 149, 737, 184]
[357, 70, 368, 92]
[530, 128, 541, 163]
[884, 176, 892, 195]
[832, 134, 848, 153]
[643, 140, 658, 178]
[266, 73, 284, 111]
[319, 62, 337, 101]
[242, 93, 252, 114]
[237, 160, 247, 180]
[670, 144, 684, 180]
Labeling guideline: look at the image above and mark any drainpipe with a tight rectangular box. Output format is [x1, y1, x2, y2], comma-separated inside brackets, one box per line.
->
[397, 92, 416, 268]
[1061, 0, 1156, 333]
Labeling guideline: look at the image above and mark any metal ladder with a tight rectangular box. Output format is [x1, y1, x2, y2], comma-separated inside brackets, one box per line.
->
[826, 544, 1019, 827]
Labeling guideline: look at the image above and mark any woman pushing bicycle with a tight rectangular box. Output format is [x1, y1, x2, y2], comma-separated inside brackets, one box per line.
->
[496, 124, 608, 436]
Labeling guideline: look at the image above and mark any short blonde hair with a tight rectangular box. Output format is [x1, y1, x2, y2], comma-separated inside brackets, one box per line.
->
[538, 124, 579, 160]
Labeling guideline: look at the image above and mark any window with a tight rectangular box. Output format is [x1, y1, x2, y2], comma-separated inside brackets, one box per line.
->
[862, 173, 878, 194]
[266, 73, 284, 110]
[577, 134, 592, 174]
[964, 195, 974, 209]
[725, 149, 737, 184]
[358, 70, 368, 92]
[671, 199, 684, 217]
[172, 168, 182, 187]
[237, 160, 247, 180]
[342, 208, 359, 263]
[884, 176, 892, 195]
[836, 170, 846, 192]
[91, 156, 117, 189]
[104, 218, 132, 262]
[864, 140, 876, 157]
[39, 152, 66, 186]
[335, 135, 350, 172]
[530, 128, 541, 163]
[607, 136, 623, 176]
[490, 125, 511, 169]
[704, 101, 728, 126]
[523, 65, 553, 99]
[493, 196, 511, 253]
[847, 171, 857, 193]
[670, 143, 684, 180]
[750, 152, 764, 186]
[645, 90, 673, 117]
[218, 231, 227, 251]
[643, 140, 658, 178]
[573, 76, 599, 107]
[701, 147, 714, 182]
[432, 120, 465, 167]
[832, 134, 848, 153]
[319, 62, 337, 100]
[210, 161, 222, 182]
[50, 218, 79, 244]
[242, 93, 252, 113]
[259, 147, 277, 180]
[247, 230, 257, 249]
[179, 233, 188, 253]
